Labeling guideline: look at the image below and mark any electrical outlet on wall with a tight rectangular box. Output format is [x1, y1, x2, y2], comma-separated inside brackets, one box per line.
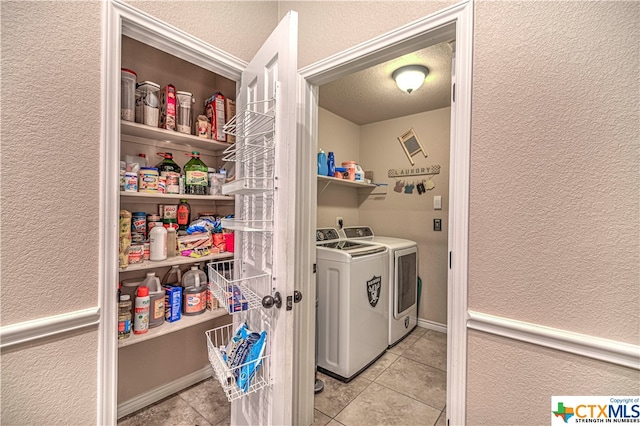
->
[336, 217, 344, 229]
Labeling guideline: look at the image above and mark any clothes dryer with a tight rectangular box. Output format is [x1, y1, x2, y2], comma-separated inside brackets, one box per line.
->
[315, 228, 388, 381]
[341, 226, 418, 347]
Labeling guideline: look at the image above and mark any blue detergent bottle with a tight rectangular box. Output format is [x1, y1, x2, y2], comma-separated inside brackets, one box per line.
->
[318, 149, 329, 175]
[327, 151, 335, 177]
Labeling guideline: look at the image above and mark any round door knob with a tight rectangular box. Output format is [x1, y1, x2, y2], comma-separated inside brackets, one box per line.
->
[262, 292, 282, 309]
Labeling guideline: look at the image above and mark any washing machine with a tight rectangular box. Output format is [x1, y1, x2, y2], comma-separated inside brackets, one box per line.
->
[341, 226, 418, 347]
[315, 228, 389, 382]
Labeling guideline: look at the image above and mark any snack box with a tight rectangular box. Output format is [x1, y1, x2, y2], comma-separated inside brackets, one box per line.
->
[164, 285, 182, 322]
[205, 92, 226, 142]
[224, 285, 248, 312]
[224, 98, 236, 143]
[159, 84, 176, 131]
[178, 231, 212, 252]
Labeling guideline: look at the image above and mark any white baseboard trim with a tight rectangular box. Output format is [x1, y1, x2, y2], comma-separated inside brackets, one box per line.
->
[467, 310, 640, 370]
[117, 365, 214, 419]
[0, 307, 100, 349]
[417, 318, 447, 334]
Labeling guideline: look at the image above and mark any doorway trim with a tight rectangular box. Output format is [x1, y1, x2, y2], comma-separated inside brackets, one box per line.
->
[299, 1, 473, 424]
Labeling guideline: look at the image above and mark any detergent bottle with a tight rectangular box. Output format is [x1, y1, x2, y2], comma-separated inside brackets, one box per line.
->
[317, 149, 328, 176]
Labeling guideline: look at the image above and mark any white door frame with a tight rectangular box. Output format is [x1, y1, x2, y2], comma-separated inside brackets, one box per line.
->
[299, 1, 473, 424]
[99, 1, 246, 424]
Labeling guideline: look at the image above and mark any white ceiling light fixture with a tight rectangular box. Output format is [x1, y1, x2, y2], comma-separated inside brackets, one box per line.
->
[392, 65, 429, 94]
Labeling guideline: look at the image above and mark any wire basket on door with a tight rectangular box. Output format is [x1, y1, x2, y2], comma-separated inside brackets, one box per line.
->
[208, 259, 270, 315]
[205, 323, 270, 402]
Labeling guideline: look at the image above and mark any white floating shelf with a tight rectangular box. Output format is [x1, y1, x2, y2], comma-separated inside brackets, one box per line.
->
[317, 175, 378, 194]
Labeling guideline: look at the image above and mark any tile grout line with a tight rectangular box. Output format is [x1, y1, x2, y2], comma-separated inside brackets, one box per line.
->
[176, 384, 216, 426]
[331, 377, 375, 422]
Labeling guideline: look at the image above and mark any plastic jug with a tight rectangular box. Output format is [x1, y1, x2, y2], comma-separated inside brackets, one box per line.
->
[182, 266, 207, 316]
[141, 272, 165, 328]
[317, 149, 328, 176]
[162, 265, 182, 286]
[355, 164, 365, 182]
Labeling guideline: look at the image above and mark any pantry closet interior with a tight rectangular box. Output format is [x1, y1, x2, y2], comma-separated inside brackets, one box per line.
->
[117, 35, 236, 414]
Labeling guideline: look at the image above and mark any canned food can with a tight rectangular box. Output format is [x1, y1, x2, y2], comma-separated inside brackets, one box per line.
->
[158, 176, 166, 194]
[131, 212, 146, 242]
[143, 242, 150, 261]
[128, 244, 144, 264]
[162, 171, 180, 194]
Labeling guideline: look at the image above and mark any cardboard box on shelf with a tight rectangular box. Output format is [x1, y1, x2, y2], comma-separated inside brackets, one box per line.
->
[205, 92, 226, 142]
[225, 98, 236, 143]
[164, 285, 182, 322]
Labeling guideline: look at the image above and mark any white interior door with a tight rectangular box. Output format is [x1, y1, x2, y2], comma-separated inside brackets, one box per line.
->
[231, 11, 300, 426]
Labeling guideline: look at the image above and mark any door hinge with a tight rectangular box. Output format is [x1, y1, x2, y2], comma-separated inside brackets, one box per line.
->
[313, 263, 317, 273]
[449, 251, 452, 269]
[452, 83, 456, 103]
[286, 291, 303, 311]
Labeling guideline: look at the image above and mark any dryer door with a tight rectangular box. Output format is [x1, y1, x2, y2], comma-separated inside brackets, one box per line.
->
[394, 247, 418, 319]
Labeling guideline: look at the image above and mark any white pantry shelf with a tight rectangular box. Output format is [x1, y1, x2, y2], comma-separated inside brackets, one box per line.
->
[121, 120, 232, 152]
[119, 252, 233, 273]
[120, 191, 234, 202]
[118, 308, 230, 348]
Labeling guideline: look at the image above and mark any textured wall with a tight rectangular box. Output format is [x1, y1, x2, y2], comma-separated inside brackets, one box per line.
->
[1, 329, 99, 425]
[467, 331, 640, 425]
[0, 1, 275, 423]
[469, 1, 640, 343]
[467, 1, 640, 422]
[279, 1, 458, 68]
[125, 1, 279, 63]
[317, 108, 362, 228]
[360, 108, 451, 326]
[1, 1, 102, 321]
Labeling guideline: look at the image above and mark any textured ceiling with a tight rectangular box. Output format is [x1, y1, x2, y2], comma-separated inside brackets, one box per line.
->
[319, 41, 453, 125]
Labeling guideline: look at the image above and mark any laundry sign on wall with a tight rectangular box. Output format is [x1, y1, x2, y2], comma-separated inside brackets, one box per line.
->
[389, 164, 440, 194]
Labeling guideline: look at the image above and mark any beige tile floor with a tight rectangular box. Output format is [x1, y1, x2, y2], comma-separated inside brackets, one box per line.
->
[118, 327, 446, 426]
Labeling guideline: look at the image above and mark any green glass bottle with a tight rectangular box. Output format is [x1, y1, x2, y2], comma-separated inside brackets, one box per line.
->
[184, 151, 208, 195]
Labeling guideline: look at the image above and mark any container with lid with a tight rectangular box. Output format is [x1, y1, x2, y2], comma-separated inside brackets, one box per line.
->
[121, 69, 137, 122]
[318, 149, 328, 176]
[141, 272, 164, 328]
[118, 295, 132, 340]
[184, 152, 208, 195]
[149, 225, 167, 261]
[176, 91, 194, 134]
[182, 266, 207, 316]
[341, 161, 356, 181]
[137, 81, 160, 127]
[133, 286, 150, 334]
[131, 212, 146, 243]
[138, 167, 159, 193]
